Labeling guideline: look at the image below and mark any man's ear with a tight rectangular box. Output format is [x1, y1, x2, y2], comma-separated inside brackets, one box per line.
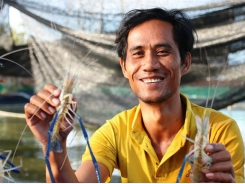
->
[181, 52, 191, 76]
[120, 58, 129, 79]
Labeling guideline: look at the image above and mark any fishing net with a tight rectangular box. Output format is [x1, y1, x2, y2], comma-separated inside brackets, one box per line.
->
[1, 0, 245, 126]
[0, 3, 13, 51]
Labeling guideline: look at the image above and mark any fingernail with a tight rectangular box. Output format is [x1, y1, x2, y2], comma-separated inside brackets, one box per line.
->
[52, 98, 59, 105]
[48, 106, 55, 113]
[40, 112, 46, 119]
[202, 169, 209, 173]
[53, 89, 60, 96]
[206, 172, 214, 179]
[206, 144, 213, 151]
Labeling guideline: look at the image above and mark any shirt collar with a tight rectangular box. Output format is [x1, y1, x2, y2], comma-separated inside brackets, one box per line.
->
[130, 94, 196, 146]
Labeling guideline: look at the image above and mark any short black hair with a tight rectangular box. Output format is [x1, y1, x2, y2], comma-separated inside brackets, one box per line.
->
[115, 8, 196, 64]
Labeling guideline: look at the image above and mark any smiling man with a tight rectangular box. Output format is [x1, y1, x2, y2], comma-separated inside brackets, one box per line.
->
[24, 8, 244, 182]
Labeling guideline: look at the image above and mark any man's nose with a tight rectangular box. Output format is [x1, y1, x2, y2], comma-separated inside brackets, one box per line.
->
[142, 52, 160, 71]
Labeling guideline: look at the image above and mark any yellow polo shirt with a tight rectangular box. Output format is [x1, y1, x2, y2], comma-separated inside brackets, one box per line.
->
[82, 94, 244, 182]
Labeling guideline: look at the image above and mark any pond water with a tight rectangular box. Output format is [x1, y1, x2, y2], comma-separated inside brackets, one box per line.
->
[0, 116, 121, 183]
[0, 102, 244, 183]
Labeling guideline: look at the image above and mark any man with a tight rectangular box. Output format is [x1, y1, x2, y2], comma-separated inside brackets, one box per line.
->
[24, 8, 244, 182]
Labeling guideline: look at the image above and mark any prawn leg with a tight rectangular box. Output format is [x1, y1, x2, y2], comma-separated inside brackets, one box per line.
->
[0, 150, 22, 182]
[0, 153, 20, 173]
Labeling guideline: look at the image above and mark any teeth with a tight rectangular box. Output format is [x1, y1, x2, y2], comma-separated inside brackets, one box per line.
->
[142, 78, 163, 83]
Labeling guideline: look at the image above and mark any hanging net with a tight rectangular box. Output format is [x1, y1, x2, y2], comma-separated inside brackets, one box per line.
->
[1, 0, 245, 126]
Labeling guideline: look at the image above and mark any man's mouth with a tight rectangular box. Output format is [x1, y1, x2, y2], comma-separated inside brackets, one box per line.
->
[142, 78, 163, 83]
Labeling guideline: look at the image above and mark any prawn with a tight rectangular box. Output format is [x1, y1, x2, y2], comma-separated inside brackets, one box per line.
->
[45, 71, 102, 183]
[176, 50, 228, 183]
[48, 72, 78, 153]
[188, 113, 212, 182]
[176, 111, 212, 183]
[0, 150, 22, 183]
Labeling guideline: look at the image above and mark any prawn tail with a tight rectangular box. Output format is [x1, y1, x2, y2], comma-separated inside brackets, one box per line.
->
[50, 139, 63, 153]
[49, 110, 63, 153]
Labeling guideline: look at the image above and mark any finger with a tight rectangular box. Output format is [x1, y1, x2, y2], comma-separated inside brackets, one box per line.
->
[205, 143, 232, 165]
[24, 102, 47, 121]
[44, 84, 61, 97]
[30, 94, 56, 115]
[205, 143, 225, 153]
[37, 89, 60, 108]
[71, 98, 77, 112]
[210, 150, 231, 163]
[42, 84, 61, 107]
[207, 160, 233, 173]
[205, 172, 235, 183]
[204, 143, 235, 179]
[189, 169, 208, 183]
[189, 145, 194, 152]
[203, 160, 235, 180]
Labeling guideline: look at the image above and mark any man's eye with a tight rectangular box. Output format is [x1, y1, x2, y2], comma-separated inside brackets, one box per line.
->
[158, 50, 170, 54]
[133, 51, 144, 56]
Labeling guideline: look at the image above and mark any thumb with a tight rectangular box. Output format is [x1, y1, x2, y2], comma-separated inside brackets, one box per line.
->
[189, 145, 194, 152]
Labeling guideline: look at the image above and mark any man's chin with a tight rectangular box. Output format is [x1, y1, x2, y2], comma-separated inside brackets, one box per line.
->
[139, 97, 167, 104]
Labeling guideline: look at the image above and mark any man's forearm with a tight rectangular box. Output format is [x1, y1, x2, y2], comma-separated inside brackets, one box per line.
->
[42, 144, 78, 182]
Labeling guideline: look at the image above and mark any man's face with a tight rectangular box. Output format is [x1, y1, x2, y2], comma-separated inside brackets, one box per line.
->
[120, 19, 190, 104]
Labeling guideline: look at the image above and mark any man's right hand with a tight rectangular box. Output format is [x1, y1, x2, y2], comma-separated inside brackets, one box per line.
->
[24, 84, 61, 146]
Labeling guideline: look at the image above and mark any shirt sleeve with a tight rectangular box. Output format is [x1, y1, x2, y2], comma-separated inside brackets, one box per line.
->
[82, 120, 118, 181]
[209, 114, 244, 182]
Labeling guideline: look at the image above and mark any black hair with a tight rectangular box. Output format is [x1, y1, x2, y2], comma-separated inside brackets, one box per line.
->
[115, 8, 196, 64]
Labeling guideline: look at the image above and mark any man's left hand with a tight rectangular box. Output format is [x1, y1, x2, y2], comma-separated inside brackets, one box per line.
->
[202, 143, 235, 182]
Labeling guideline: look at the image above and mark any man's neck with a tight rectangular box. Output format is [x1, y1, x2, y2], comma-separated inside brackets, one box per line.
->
[139, 93, 186, 160]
